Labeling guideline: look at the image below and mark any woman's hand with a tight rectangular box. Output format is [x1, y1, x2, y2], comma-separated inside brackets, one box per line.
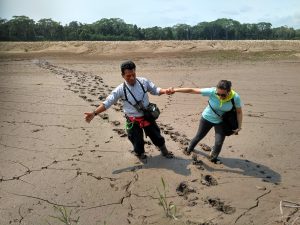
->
[233, 128, 242, 135]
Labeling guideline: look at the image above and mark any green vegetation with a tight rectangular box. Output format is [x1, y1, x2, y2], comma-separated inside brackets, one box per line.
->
[0, 16, 299, 41]
[48, 205, 79, 225]
[156, 177, 179, 220]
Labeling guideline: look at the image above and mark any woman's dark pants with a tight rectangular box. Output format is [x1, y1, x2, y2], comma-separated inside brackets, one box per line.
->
[188, 117, 226, 158]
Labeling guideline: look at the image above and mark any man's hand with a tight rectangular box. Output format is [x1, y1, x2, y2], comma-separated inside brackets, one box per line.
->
[84, 112, 95, 123]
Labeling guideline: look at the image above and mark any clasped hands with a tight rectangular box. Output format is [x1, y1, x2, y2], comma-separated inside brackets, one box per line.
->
[165, 87, 175, 95]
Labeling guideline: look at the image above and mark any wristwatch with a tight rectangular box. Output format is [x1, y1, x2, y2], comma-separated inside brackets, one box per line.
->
[93, 110, 98, 116]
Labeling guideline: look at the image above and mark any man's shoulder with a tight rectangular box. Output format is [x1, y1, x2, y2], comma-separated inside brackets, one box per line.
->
[116, 83, 125, 89]
[112, 83, 126, 94]
[136, 77, 147, 82]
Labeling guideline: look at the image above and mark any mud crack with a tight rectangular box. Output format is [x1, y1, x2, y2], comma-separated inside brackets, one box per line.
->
[234, 190, 271, 223]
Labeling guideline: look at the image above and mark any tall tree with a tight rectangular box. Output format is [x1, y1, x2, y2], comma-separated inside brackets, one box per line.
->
[0, 18, 9, 40]
[36, 18, 63, 40]
[143, 26, 163, 40]
[257, 22, 272, 39]
[215, 18, 241, 40]
[7, 16, 35, 41]
[65, 21, 81, 40]
[173, 24, 191, 40]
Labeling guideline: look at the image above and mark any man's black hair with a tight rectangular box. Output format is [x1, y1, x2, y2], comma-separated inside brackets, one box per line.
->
[121, 60, 136, 75]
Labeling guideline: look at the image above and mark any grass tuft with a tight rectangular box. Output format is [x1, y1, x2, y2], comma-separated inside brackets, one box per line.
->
[156, 177, 179, 220]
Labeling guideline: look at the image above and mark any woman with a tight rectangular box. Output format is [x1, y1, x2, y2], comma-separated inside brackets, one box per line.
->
[173, 80, 243, 162]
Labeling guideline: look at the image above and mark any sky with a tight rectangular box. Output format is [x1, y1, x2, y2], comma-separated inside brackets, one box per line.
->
[0, 0, 300, 29]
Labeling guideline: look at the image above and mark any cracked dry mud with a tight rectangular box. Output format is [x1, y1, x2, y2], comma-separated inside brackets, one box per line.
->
[1, 41, 300, 225]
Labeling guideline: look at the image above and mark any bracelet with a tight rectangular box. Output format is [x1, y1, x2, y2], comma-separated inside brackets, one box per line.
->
[93, 110, 98, 116]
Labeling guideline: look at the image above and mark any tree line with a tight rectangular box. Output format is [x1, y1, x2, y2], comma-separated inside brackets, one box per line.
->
[0, 16, 299, 41]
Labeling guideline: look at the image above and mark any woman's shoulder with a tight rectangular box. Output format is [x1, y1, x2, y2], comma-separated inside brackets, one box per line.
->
[233, 91, 241, 100]
[202, 87, 216, 95]
[233, 91, 243, 107]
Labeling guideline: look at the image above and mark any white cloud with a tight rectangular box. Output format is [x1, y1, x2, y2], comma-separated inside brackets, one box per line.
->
[274, 12, 300, 28]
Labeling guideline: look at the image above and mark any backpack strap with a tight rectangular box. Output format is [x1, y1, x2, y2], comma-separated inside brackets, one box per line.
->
[123, 78, 146, 106]
[231, 98, 236, 108]
[208, 100, 221, 118]
[123, 83, 128, 101]
[123, 83, 137, 106]
[208, 98, 236, 118]
[136, 78, 146, 93]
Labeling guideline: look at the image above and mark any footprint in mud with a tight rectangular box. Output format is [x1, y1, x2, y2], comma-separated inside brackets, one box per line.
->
[112, 128, 127, 137]
[187, 197, 199, 207]
[176, 181, 196, 199]
[159, 123, 190, 146]
[98, 95, 105, 100]
[199, 143, 211, 152]
[99, 113, 109, 120]
[192, 153, 205, 170]
[247, 112, 264, 118]
[32, 128, 43, 133]
[179, 137, 190, 146]
[90, 104, 100, 108]
[205, 197, 236, 214]
[104, 136, 113, 143]
[110, 121, 121, 126]
[201, 174, 218, 186]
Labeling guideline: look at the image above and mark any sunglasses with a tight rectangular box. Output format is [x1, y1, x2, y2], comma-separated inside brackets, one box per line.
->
[216, 92, 228, 98]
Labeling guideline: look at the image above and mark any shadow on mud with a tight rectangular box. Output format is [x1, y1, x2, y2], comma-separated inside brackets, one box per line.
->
[196, 150, 281, 184]
[112, 155, 192, 176]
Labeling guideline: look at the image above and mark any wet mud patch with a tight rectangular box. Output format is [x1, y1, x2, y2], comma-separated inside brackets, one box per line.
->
[205, 197, 236, 214]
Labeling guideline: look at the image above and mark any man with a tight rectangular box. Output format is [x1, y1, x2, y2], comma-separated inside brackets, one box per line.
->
[84, 60, 174, 160]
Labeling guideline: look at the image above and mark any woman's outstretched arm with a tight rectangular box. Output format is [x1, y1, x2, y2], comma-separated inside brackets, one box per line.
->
[173, 88, 201, 94]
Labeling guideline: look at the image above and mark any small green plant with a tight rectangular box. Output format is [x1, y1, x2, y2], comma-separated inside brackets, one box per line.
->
[49, 205, 79, 225]
[156, 177, 178, 220]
